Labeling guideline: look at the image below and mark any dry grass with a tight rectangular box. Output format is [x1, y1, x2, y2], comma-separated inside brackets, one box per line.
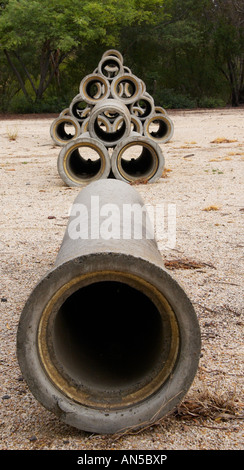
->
[210, 137, 238, 144]
[174, 387, 242, 423]
[101, 386, 243, 445]
[164, 257, 215, 270]
[6, 126, 18, 141]
[209, 157, 232, 162]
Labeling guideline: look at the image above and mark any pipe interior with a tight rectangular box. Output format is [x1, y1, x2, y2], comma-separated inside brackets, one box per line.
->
[67, 147, 102, 179]
[85, 80, 105, 100]
[94, 116, 127, 143]
[100, 58, 121, 78]
[133, 99, 152, 119]
[71, 101, 87, 120]
[115, 79, 136, 99]
[120, 144, 156, 178]
[51, 281, 167, 393]
[56, 121, 77, 140]
[148, 119, 169, 138]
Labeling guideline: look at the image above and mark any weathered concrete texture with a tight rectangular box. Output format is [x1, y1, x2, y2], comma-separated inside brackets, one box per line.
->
[17, 179, 201, 434]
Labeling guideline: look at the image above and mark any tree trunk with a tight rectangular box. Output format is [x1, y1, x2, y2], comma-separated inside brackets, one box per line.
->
[4, 49, 32, 103]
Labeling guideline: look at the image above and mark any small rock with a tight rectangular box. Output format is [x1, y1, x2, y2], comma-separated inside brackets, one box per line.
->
[1, 298, 7, 302]
[2, 395, 10, 400]
[29, 435, 37, 442]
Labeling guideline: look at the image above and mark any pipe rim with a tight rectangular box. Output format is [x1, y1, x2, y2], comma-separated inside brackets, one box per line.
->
[98, 55, 124, 80]
[17, 252, 201, 433]
[89, 100, 131, 147]
[69, 95, 88, 122]
[79, 75, 110, 104]
[58, 138, 110, 186]
[144, 115, 174, 143]
[50, 116, 80, 146]
[102, 49, 124, 64]
[111, 137, 165, 183]
[110, 74, 142, 104]
[37, 270, 180, 409]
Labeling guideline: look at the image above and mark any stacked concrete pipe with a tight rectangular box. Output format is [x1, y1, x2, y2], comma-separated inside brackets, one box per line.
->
[50, 50, 174, 187]
[17, 179, 201, 434]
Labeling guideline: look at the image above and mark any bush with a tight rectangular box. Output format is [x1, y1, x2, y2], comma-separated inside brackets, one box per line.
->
[154, 88, 197, 109]
[8, 94, 34, 114]
[7, 93, 74, 114]
[152, 88, 227, 109]
[198, 96, 225, 108]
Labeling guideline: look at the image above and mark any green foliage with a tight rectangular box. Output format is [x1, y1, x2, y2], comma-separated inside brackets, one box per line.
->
[154, 88, 197, 109]
[0, 0, 243, 112]
[8, 93, 70, 113]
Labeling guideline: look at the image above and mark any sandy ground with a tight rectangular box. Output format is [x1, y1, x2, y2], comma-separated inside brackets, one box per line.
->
[0, 108, 243, 451]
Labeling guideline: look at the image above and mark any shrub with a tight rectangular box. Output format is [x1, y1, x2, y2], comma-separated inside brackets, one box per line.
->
[154, 88, 197, 109]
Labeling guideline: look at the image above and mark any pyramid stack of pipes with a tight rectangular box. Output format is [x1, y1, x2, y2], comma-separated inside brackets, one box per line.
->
[50, 50, 174, 187]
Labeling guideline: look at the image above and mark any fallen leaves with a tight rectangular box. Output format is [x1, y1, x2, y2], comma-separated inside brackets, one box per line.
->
[129, 178, 149, 185]
[211, 137, 238, 144]
[161, 168, 172, 178]
[202, 205, 220, 211]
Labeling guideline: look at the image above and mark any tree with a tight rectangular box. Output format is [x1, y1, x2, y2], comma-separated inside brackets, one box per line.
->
[0, 0, 142, 105]
[206, 0, 244, 106]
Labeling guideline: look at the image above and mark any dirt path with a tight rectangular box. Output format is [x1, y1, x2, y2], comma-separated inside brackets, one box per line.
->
[0, 108, 243, 450]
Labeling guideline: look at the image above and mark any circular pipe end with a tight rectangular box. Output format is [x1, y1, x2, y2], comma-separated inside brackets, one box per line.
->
[144, 115, 174, 143]
[17, 253, 201, 434]
[57, 137, 111, 187]
[50, 116, 81, 146]
[111, 135, 165, 184]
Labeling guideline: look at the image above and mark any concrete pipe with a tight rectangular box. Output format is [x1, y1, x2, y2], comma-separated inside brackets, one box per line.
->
[112, 114, 143, 135]
[79, 74, 110, 105]
[123, 66, 131, 74]
[69, 94, 90, 123]
[140, 80, 146, 96]
[101, 49, 124, 64]
[50, 115, 81, 146]
[57, 135, 111, 187]
[81, 115, 112, 135]
[17, 178, 201, 434]
[143, 114, 174, 143]
[111, 133, 165, 183]
[130, 94, 155, 122]
[110, 74, 143, 105]
[59, 108, 70, 117]
[98, 55, 124, 81]
[88, 99, 131, 148]
[155, 106, 167, 116]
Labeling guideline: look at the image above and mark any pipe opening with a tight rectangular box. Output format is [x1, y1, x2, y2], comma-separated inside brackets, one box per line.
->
[99, 58, 122, 79]
[132, 99, 153, 119]
[70, 100, 87, 121]
[55, 121, 77, 141]
[46, 279, 177, 405]
[94, 116, 127, 143]
[114, 79, 137, 99]
[85, 80, 105, 100]
[118, 144, 157, 179]
[147, 118, 169, 139]
[66, 147, 102, 180]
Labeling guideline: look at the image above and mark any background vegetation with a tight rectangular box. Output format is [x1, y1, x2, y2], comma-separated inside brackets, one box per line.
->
[0, 0, 243, 113]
